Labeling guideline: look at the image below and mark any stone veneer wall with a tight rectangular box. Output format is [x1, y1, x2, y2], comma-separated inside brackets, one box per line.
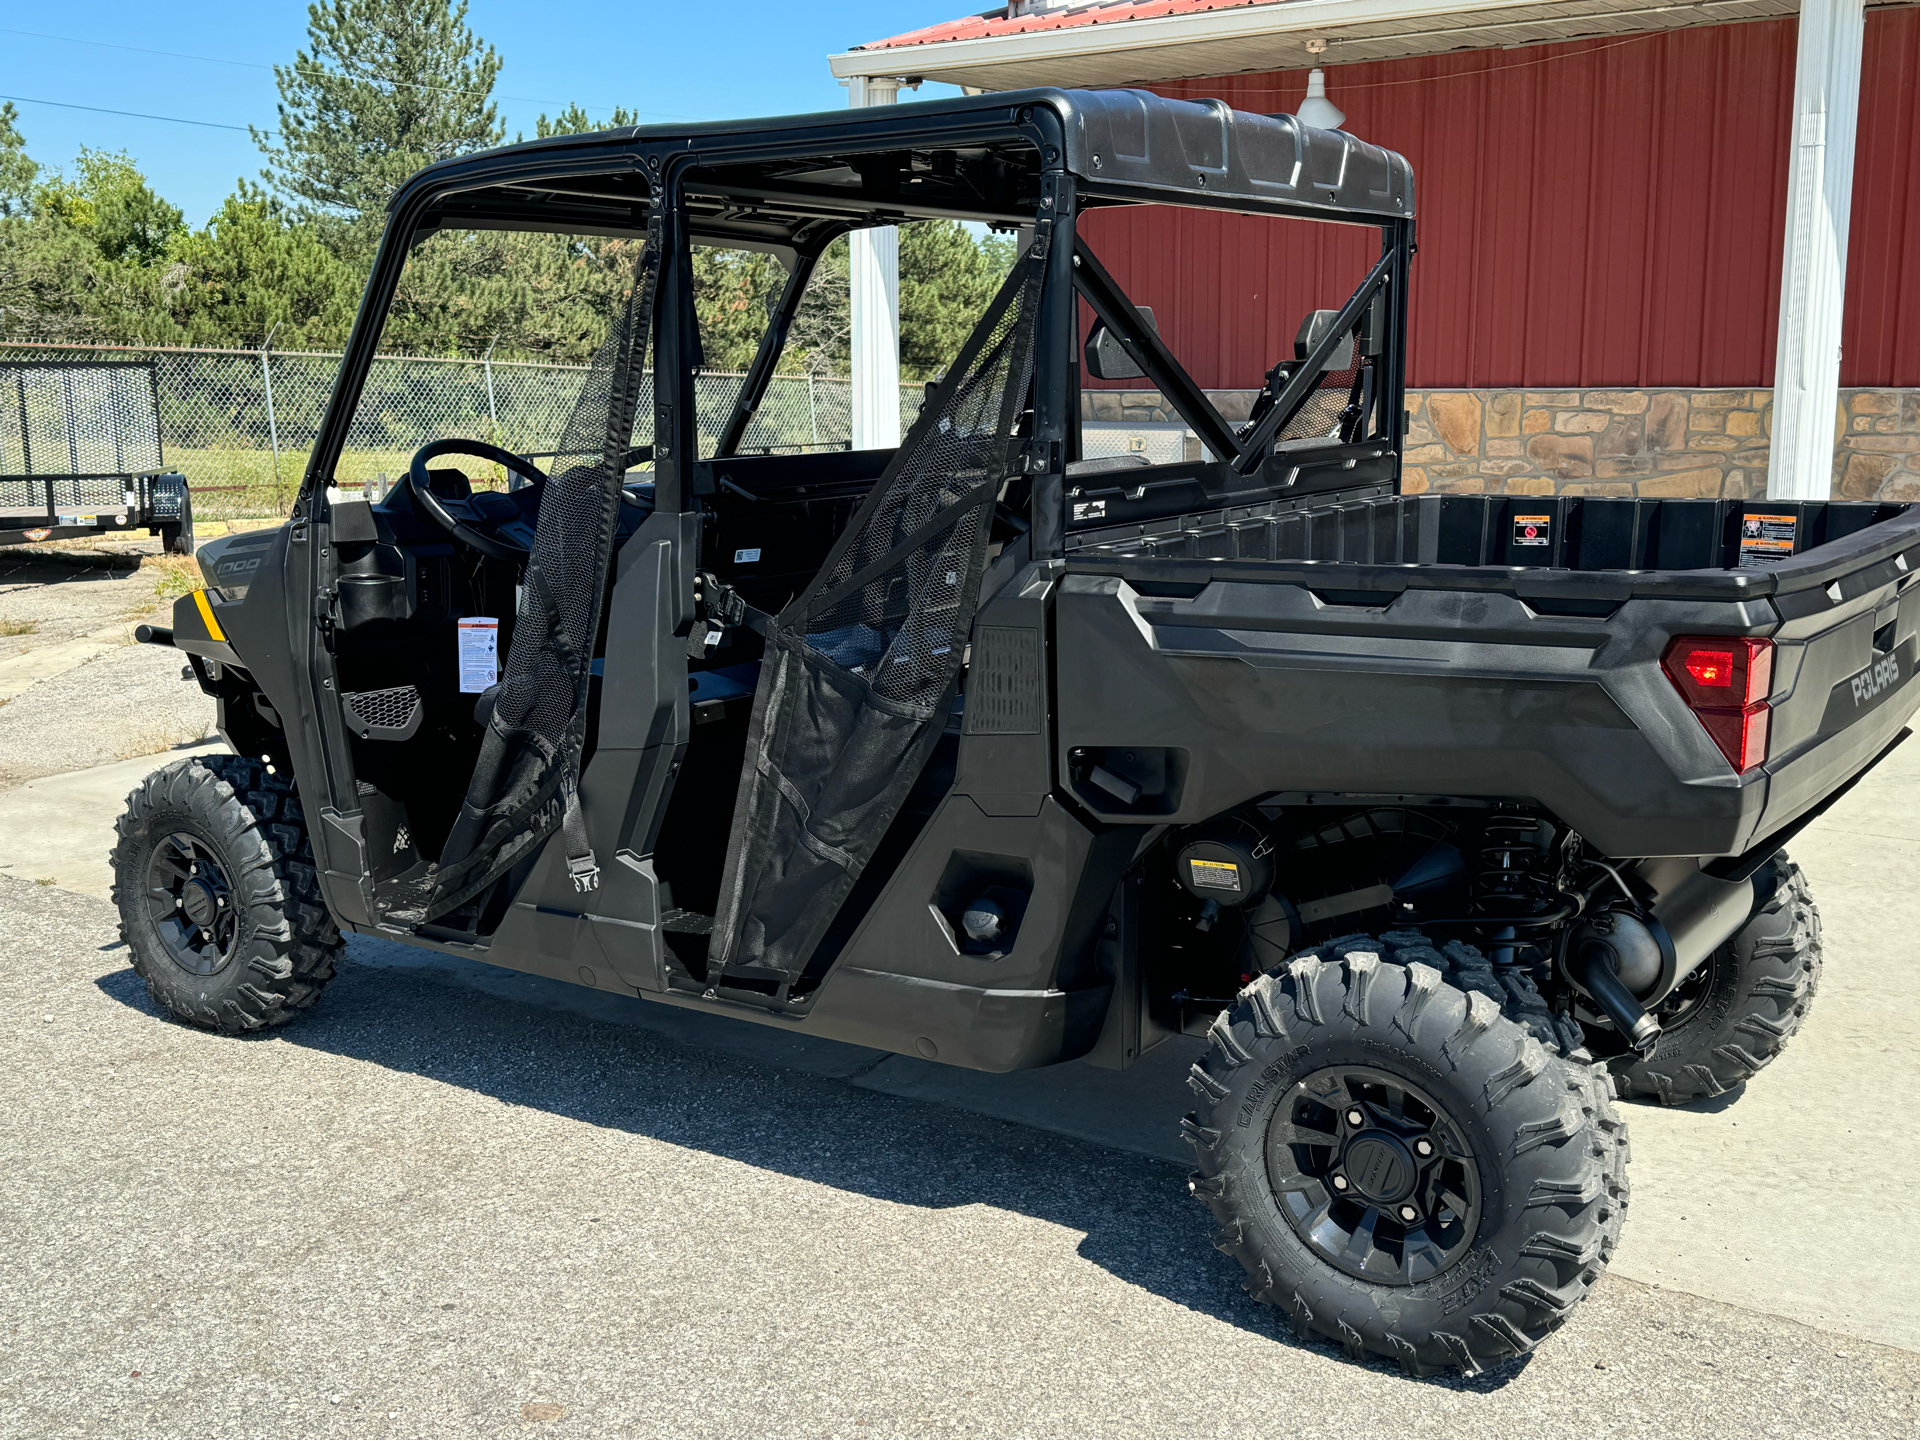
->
[1081, 387, 1919, 502]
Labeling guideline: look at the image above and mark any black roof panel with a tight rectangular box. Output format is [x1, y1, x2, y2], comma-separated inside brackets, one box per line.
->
[395, 87, 1414, 229]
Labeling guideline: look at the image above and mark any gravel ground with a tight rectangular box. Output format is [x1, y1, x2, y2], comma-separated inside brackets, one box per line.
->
[0, 549, 214, 787]
[0, 640, 215, 786]
[2, 874, 1914, 1441]
[0, 547, 157, 655]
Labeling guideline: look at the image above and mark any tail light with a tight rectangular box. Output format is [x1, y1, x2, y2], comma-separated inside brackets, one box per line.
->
[1661, 635, 1774, 772]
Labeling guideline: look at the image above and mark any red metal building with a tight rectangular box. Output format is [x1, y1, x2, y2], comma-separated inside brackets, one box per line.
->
[834, 0, 1919, 500]
[1085, 9, 1918, 392]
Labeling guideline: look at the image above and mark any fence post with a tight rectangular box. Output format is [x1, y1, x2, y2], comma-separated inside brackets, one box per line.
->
[484, 336, 499, 443]
[260, 323, 282, 496]
[483, 336, 505, 485]
[806, 371, 818, 447]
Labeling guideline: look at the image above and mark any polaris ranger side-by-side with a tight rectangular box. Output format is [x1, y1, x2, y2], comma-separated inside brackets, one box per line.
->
[117, 91, 1916, 1376]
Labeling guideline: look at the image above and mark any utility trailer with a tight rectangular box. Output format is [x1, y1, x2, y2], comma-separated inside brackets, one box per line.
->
[0, 361, 193, 553]
[114, 90, 1916, 1377]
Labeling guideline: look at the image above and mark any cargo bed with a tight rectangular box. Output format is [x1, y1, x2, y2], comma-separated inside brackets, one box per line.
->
[1049, 495, 1918, 860]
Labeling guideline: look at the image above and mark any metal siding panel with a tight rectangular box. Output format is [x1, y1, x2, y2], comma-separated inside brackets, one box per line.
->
[1696, 18, 1795, 386]
[1589, 37, 1663, 385]
[1520, 45, 1601, 389]
[1078, 17, 1914, 389]
[1474, 53, 1544, 387]
[1843, 6, 1920, 387]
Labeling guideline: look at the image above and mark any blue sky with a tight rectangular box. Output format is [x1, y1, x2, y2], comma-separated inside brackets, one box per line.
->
[1, 1, 972, 224]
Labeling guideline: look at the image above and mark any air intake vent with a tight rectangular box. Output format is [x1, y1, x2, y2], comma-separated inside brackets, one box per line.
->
[342, 685, 422, 741]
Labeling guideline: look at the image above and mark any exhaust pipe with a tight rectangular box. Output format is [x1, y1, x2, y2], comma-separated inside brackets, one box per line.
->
[1563, 858, 1759, 1049]
[1566, 911, 1664, 1052]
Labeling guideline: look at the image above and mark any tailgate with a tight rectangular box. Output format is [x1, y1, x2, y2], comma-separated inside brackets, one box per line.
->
[1754, 514, 1919, 842]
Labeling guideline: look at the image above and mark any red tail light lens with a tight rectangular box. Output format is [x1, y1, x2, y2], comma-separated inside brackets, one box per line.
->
[1662, 636, 1775, 772]
[1685, 649, 1734, 687]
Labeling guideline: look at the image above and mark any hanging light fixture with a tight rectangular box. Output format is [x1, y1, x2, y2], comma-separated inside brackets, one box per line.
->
[1297, 67, 1346, 131]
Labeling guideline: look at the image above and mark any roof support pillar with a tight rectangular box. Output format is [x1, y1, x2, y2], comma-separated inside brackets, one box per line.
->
[843, 75, 911, 450]
[1767, 0, 1866, 501]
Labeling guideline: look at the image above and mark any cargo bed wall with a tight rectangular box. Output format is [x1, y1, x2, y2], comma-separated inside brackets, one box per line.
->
[1066, 491, 1914, 574]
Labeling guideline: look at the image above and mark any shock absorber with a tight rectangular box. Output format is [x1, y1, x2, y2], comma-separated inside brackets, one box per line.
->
[1477, 815, 1548, 904]
[1475, 815, 1552, 967]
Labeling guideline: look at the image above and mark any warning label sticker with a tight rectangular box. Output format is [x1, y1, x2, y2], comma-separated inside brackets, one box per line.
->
[1740, 512, 1798, 569]
[1188, 858, 1243, 892]
[1512, 514, 1551, 547]
[1071, 499, 1107, 522]
[457, 616, 498, 693]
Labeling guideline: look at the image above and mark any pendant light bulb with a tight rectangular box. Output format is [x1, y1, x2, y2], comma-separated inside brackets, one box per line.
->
[1298, 68, 1346, 131]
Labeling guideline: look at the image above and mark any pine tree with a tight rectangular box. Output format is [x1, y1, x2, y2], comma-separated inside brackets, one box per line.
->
[529, 104, 641, 139]
[0, 103, 37, 219]
[166, 195, 361, 348]
[898, 220, 1012, 382]
[255, 0, 503, 254]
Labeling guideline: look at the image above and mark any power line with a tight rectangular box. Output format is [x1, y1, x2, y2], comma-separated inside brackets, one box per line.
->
[0, 93, 252, 133]
[0, 24, 692, 120]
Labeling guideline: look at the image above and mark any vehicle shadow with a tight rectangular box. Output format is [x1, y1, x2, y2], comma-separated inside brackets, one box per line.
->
[0, 549, 147, 583]
[91, 949, 1535, 1393]
[1619, 1083, 1747, 1114]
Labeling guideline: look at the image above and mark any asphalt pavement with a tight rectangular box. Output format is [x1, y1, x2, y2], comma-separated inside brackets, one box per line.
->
[1, 867, 1915, 1439]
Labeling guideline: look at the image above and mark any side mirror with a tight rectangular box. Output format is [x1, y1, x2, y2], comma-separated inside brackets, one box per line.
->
[1294, 309, 1355, 372]
[1084, 305, 1158, 381]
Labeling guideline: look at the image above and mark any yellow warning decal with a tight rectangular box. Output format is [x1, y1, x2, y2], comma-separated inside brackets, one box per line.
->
[193, 588, 226, 643]
[1188, 858, 1242, 891]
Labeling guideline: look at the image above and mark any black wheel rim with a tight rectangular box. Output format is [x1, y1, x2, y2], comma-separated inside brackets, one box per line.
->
[144, 831, 240, 977]
[1652, 947, 1721, 1029]
[1266, 1065, 1482, 1285]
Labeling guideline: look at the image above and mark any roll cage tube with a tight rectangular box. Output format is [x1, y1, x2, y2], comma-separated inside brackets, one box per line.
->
[1068, 229, 1405, 480]
[712, 236, 845, 460]
[296, 147, 652, 519]
[1071, 238, 1246, 468]
[1230, 246, 1397, 476]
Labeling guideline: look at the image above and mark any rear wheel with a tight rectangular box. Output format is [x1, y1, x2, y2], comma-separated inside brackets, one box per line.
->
[1185, 931, 1626, 1376]
[111, 755, 341, 1032]
[1609, 854, 1820, 1105]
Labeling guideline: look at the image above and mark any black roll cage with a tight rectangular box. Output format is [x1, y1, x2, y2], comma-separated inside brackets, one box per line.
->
[300, 88, 1414, 557]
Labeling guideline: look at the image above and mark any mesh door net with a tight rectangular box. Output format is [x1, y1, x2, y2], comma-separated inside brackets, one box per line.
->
[376, 233, 661, 928]
[708, 241, 1049, 991]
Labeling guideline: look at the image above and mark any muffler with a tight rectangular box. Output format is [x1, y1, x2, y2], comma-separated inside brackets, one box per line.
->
[1563, 859, 1760, 1049]
[1639, 858, 1759, 992]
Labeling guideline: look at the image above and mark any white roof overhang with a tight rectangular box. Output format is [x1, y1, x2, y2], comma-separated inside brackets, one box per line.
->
[830, 0, 1805, 90]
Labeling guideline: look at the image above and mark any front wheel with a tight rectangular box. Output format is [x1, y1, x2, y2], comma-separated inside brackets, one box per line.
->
[1185, 932, 1626, 1376]
[111, 755, 341, 1032]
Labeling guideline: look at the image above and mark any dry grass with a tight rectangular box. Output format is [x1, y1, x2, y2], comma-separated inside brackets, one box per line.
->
[0, 618, 37, 637]
[145, 553, 204, 601]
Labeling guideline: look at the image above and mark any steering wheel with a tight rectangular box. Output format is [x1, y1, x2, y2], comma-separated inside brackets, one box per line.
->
[407, 438, 549, 561]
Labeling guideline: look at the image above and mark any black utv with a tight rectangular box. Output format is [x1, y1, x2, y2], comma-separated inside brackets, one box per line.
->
[119, 90, 1916, 1377]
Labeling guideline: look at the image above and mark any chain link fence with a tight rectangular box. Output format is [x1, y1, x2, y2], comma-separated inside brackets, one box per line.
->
[0, 342, 924, 522]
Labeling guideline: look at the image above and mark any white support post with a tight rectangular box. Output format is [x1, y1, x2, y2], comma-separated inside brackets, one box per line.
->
[1768, 0, 1867, 501]
[843, 74, 913, 450]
